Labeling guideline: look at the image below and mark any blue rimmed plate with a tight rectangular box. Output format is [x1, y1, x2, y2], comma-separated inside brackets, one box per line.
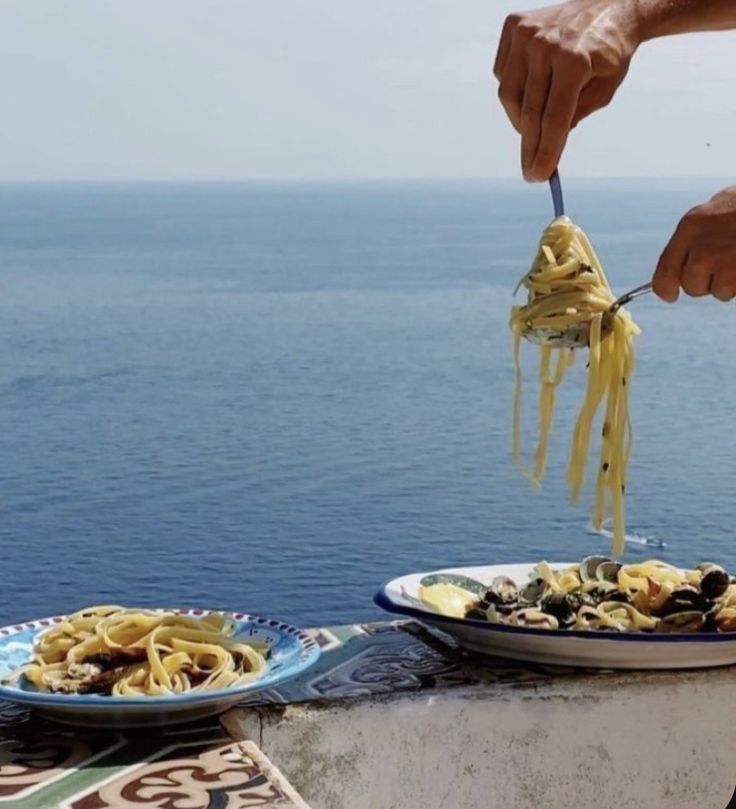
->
[0, 609, 320, 727]
[375, 563, 736, 670]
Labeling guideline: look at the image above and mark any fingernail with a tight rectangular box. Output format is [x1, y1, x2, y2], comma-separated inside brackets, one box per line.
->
[531, 164, 550, 183]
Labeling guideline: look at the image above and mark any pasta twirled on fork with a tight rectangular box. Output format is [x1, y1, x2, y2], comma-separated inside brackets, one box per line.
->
[510, 216, 640, 555]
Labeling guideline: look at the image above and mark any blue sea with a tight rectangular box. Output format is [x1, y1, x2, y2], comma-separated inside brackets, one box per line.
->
[2, 179, 735, 629]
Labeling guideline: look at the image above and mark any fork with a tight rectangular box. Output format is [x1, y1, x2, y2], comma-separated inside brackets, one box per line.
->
[548, 170, 653, 311]
[527, 172, 653, 346]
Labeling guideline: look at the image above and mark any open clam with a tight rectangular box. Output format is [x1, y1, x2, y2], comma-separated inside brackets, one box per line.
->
[508, 608, 559, 630]
[659, 586, 709, 616]
[579, 556, 615, 583]
[483, 576, 518, 606]
[519, 577, 547, 605]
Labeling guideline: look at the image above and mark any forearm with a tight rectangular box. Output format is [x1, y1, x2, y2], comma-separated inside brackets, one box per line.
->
[634, 0, 736, 41]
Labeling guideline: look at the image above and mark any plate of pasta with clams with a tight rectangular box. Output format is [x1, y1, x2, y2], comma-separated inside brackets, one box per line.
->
[374, 556, 736, 669]
[0, 605, 320, 727]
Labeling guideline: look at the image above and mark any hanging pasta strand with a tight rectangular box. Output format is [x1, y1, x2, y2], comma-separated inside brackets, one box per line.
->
[509, 216, 641, 556]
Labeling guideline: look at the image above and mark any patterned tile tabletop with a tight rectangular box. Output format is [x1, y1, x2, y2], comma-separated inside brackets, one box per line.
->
[0, 620, 601, 808]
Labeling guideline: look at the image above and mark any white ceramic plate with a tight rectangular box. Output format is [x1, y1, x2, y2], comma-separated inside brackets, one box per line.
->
[375, 563, 736, 669]
[0, 610, 320, 727]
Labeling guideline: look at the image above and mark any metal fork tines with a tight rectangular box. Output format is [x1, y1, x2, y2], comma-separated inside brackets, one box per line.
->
[608, 282, 653, 314]
[523, 283, 653, 348]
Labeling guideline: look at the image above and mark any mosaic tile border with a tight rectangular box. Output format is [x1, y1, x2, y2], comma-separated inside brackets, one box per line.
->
[238, 619, 598, 708]
[0, 730, 126, 803]
[61, 740, 311, 809]
[0, 618, 608, 808]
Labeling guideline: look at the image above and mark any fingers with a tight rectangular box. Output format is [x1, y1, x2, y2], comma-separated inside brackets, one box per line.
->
[710, 266, 736, 301]
[653, 205, 736, 303]
[494, 6, 638, 183]
[686, 246, 736, 301]
[496, 25, 591, 181]
[530, 52, 589, 181]
[520, 49, 552, 180]
[496, 15, 531, 131]
[652, 259, 681, 303]
[680, 250, 712, 298]
[652, 214, 695, 302]
[493, 13, 519, 80]
[498, 56, 528, 133]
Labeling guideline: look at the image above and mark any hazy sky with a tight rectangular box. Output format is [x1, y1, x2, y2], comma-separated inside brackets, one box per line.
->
[1, 1, 734, 180]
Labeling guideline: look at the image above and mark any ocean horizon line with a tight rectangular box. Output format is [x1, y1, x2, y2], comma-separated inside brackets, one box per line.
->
[0, 175, 728, 186]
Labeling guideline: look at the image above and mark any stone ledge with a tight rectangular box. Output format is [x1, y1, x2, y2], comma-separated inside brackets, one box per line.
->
[223, 621, 736, 809]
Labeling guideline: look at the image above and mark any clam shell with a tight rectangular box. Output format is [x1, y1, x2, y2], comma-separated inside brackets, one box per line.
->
[484, 576, 518, 605]
[596, 561, 621, 584]
[519, 577, 546, 605]
[509, 607, 559, 630]
[579, 556, 612, 582]
[700, 566, 730, 600]
[661, 586, 708, 616]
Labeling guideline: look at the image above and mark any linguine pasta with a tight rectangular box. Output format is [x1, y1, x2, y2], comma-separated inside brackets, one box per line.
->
[418, 557, 736, 634]
[4, 606, 268, 697]
[509, 215, 640, 555]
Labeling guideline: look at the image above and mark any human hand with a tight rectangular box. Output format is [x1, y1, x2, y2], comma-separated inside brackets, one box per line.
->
[493, 0, 642, 181]
[652, 187, 736, 302]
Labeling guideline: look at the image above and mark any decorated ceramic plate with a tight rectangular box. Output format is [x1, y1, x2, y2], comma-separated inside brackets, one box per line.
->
[375, 562, 736, 669]
[0, 610, 320, 727]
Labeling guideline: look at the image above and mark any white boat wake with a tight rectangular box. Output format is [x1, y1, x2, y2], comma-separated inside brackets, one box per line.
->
[588, 520, 667, 550]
